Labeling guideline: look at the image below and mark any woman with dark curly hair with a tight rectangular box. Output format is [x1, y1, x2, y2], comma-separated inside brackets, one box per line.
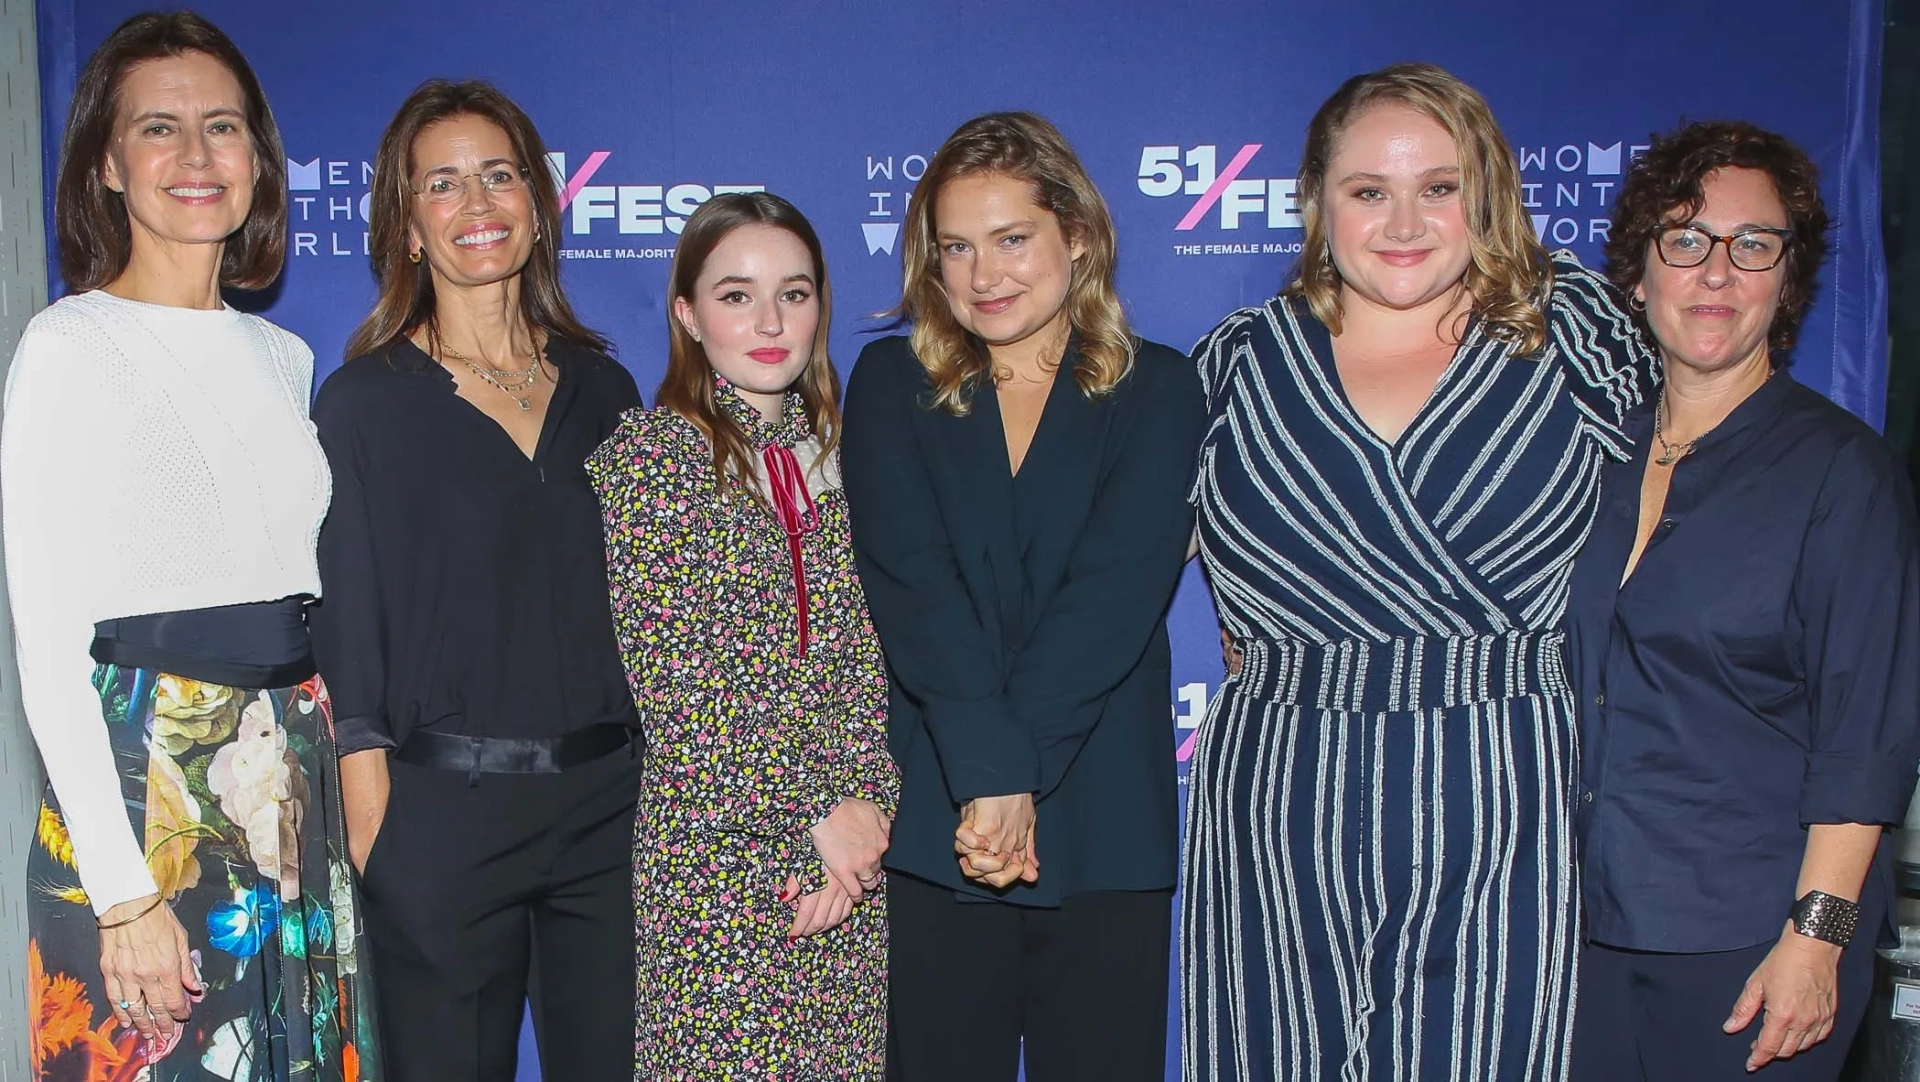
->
[1568, 120, 1920, 1080]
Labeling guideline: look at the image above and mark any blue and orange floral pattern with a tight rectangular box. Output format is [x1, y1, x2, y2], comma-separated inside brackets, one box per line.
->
[25, 670, 379, 1080]
[589, 389, 897, 1080]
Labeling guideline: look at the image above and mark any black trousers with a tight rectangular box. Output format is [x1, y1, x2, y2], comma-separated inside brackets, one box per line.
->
[887, 872, 1172, 1082]
[357, 741, 641, 1082]
[1571, 933, 1877, 1082]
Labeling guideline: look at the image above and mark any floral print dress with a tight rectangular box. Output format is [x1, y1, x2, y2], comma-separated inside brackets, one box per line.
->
[26, 671, 379, 1081]
[588, 383, 897, 1080]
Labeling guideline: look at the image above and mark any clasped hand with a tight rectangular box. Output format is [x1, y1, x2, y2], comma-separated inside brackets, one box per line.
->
[955, 792, 1039, 889]
[783, 797, 889, 938]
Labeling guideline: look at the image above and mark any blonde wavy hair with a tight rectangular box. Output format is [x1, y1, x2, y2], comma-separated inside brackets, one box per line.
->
[1288, 62, 1550, 353]
[896, 111, 1132, 415]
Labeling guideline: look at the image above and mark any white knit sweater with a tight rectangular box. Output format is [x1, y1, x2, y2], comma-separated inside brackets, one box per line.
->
[1, 289, 331, 913]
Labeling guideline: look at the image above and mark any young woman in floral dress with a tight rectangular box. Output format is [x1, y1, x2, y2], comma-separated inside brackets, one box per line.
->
[589, 191, 896, 1080]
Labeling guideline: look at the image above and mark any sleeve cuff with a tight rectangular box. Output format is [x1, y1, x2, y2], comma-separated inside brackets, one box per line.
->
[334, 713, 397, 755]
[857, 776, 899, 820]
[77, 842, 161, 916]
[1800, 750, 1920, 826]
[796, 789, 841, 832]
[923, 696, 1039, 802]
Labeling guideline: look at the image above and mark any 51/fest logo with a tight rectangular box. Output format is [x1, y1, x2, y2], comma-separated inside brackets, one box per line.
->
[1138, 144, 1302, 232]
[1134, 137, 1645, 258]
[1137, 143, 1304, 258]
[855, 146, 1299, 261]
[285, 152, 762, 261]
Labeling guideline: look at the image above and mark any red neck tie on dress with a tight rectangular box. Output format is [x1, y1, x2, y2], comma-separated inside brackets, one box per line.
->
[762, 444, 817, 655]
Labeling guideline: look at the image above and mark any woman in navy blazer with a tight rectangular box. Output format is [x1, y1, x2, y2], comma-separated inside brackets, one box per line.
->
[841, 111, 1204, 1082]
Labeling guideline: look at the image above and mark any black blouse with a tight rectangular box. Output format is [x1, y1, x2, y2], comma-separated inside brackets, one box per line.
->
[1568, 372, 1920, 952]
[310, 337, 642, 755]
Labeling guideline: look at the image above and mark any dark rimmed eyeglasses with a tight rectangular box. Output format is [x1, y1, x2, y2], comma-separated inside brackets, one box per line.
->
[410, 165, 530, 204]
[1654, 225, 1793, 272]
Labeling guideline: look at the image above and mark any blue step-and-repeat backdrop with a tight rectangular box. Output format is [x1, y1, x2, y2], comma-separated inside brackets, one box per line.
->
[35, 1, 1889, 1077]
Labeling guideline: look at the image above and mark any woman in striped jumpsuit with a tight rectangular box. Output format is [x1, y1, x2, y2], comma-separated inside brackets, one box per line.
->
[1182, 65, 1652, 1081]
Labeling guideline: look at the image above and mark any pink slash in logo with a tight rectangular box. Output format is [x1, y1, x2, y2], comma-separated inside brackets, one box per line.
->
[557, 151, 612, 210]
[1175, 144, 1263, 231]
[1176, 728, 1202, 763]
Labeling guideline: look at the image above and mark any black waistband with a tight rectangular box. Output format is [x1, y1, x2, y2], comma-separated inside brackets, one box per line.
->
[394, 723, 636, 784]
[92, 599, 314, 689]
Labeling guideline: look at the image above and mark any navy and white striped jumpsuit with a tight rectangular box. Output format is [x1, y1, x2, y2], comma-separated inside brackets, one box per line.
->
[1182, 252, 1652, 1081]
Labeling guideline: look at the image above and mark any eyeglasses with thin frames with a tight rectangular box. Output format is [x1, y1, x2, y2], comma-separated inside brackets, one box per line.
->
[1654, 225, 1793, 272]
[410, 165, 530, 204]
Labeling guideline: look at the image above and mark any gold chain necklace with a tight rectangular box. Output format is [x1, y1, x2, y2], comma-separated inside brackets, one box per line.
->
[1651, 394, 1702, 466]
[442, 341, 542, 412]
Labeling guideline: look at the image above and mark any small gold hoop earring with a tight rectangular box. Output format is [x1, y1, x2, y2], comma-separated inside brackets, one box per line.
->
[408, 248, 422, 265]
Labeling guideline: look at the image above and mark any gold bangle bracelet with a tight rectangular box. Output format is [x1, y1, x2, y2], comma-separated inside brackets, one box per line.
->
[94, 895, 164, 930]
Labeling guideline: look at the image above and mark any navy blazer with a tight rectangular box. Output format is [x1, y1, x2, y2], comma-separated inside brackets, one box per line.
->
[841, 334, 1205, 905]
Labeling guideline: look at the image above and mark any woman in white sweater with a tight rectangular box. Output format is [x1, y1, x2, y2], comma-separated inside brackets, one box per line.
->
[4, 13, 375, 1079]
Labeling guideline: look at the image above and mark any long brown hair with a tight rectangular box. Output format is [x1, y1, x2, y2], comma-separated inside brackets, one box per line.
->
[56, 11, 287, 292]
[343, 79, 609, 362]
[656, 192, 841, 502]
[896, 111, 1132, 415]
[1288, 62, 1549, 353]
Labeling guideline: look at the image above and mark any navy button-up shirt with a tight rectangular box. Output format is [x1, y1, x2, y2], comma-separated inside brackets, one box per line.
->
[1568, 372, 1920, 953]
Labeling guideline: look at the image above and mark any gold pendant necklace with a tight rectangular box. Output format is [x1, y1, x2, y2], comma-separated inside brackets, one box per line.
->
[443, 342, 542, 411]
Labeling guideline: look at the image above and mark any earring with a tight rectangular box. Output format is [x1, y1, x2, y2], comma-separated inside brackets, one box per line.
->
[1628, 294, 1646, 312]
[408, 248, 422, 265]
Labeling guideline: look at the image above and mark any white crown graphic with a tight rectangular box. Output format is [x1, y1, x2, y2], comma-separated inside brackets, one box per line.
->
[862, 222, 900, 256]
[287, 158, 321, 191]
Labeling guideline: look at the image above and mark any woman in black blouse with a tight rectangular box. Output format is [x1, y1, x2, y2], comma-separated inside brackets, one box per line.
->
[841, 111, 1204, 1081]
[1568, 121, 1920, 1081]
[309, 80, 641, 1081]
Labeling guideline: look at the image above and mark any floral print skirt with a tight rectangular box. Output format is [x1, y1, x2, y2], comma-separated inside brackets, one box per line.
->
[25, 666, 379, 1081]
